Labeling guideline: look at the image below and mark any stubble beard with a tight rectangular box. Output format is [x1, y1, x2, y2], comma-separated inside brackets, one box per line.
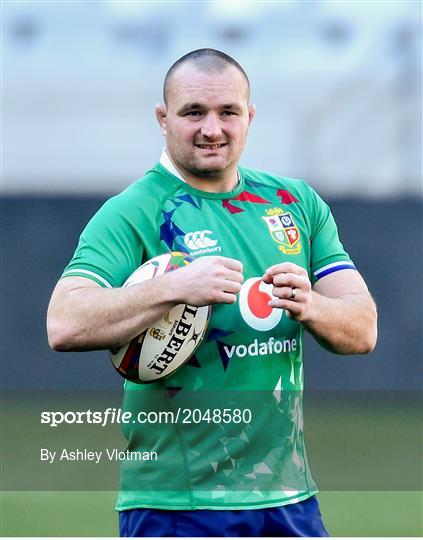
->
[167, 137, 242, 184]
[185, 163, 227, 180]
[175, 152, 234, 182]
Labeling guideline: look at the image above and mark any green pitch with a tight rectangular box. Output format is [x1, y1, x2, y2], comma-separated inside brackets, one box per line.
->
[1, 491, 422, 536]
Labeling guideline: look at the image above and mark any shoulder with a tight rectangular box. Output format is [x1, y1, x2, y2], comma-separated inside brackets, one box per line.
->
[239, 165, 320, 202]
[110, 165, 177, 204]
[98, 164, 179, 218]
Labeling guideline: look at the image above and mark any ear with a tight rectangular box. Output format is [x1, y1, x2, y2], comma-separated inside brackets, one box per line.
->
[155, 103, 168, 136]
[248, 104, 256, 125]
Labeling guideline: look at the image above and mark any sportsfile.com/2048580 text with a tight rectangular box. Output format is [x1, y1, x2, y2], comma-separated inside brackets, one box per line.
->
[40, 407, 253, 428]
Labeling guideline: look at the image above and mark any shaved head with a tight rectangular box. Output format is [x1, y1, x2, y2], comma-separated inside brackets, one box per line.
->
[163, 48, 250, 105]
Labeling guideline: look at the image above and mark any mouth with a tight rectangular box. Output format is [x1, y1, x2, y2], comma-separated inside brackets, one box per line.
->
[195, 143, 227, 150]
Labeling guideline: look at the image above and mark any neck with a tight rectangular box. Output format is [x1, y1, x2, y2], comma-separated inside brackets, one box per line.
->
[162, 149, 239, 193]
[182, 170, 239, 193]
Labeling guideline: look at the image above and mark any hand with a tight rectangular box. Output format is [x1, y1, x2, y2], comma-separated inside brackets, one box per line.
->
[262, 262, 312, 321]
[169, 256, 244, 306]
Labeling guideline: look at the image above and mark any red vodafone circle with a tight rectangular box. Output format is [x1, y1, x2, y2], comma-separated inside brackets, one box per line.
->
[247, 279, 273, 319]
[239, 277, 283, 331]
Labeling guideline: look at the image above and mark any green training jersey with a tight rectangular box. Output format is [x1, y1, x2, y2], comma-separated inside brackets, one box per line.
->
[63, 158, 355, 510]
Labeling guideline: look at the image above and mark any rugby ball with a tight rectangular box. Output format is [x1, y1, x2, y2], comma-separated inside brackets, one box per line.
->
[110, 252, 210, 383]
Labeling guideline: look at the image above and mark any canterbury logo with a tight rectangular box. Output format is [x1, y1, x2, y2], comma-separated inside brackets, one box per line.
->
[184, 230, 218, 250]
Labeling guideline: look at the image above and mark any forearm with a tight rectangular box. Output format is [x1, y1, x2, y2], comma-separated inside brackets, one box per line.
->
[47, 275, 178, 351]
[47, 256, 244, 352]
[302, 291, 378, 354]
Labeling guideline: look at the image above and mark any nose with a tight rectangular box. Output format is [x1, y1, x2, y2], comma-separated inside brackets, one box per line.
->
[201, 113, 222, 139]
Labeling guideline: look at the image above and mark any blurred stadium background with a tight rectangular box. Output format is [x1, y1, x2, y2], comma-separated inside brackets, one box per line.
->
[1, 1, 422, 536]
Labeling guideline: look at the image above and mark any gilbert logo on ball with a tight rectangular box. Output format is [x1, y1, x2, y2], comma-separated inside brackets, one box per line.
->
[110, 252, 211, 383]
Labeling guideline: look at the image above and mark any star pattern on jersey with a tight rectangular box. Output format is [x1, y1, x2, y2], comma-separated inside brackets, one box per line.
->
[216, 340, 233, 372]
[185, 354, 201, 368]
[174, 194, 203, 210]
[276, 189, 298, 205]
[206, 395, 307, 494]
[206, 328, 234, 342]
[164, 355, 203, 398]
[222, 191, 271, 215]
[205, 328, 235, 372]
[165, 386, 183, 400]
[159, 209, 185, 250]
[162, 383, 310, 494]
[284, 393, 305, 473]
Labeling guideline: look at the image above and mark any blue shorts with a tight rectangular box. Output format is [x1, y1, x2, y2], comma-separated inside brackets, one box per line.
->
[119, 496, 329, 537]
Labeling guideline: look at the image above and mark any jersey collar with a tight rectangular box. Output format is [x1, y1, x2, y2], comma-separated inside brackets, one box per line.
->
[159, 149, 186, 182]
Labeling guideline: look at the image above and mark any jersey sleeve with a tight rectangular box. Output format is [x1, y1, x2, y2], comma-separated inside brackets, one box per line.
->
[304, 183, 356, 285]
[61, 193, 145, 288]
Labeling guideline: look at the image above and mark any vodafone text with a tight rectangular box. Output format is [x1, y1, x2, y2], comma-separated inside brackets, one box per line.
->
[223, 337, 297, 359]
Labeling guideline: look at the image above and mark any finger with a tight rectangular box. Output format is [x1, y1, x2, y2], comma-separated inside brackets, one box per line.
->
[268, 298, 303, 314]
[217, 292, 237, 305]
[193, 257, 243, 279]
[270, 285, 300, 301]
[219, 257, 243, 273]
[265, 262, 307, 277]
[223, 269, 244, 284]
[193, 256, 242, 272]
[271, 273, 310, 289]
[220, 279, 242, 295]
[262, 273, 273, 284]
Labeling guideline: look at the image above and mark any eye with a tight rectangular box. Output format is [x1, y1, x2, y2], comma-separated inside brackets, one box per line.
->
[184, 111, 202, 117]
[222, 111, 237, 116]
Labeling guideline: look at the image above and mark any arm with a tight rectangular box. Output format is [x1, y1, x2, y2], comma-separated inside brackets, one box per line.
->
[263, 264, 377, 354]
[47, 256, 243, 352]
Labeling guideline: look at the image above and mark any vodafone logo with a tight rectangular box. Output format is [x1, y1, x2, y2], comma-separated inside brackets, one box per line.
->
[184, 230, 218, 250]
[239, 278, 282, 331]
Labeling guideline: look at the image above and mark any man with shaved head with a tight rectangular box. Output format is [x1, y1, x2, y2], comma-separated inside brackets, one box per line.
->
[163, 48, 251, 105]
[157, 49, 255, 192]
[48, 49, 377, 537]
